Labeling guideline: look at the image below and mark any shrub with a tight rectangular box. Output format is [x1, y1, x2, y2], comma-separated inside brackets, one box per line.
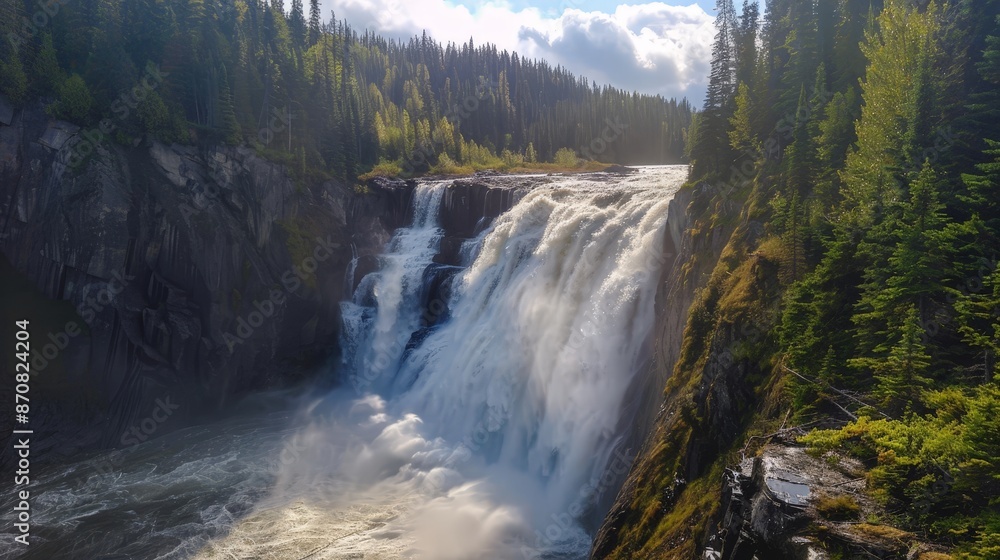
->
[53, 74, 93, 122]
[553, 147, 579, 167]
[359, 159, 404, 180]
[0, 57, 28, 104]
[137, 92, 171, 135]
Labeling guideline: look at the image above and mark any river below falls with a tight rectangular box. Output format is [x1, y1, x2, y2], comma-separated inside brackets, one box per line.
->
[1, 166, 686, 560]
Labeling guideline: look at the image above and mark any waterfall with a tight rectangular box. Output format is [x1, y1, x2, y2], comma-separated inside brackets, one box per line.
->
[306, 167, 686, 559]
[340, 181, 450, 395]
[0, 168, 686, 560]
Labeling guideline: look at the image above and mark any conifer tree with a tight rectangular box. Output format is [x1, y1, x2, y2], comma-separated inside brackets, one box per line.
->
[308, 0, 321, 46]
[691, 0, 739, 177]
[289, 0, 306, 49]
[218, 64, 242, 145]
[853, 305, 932, 415]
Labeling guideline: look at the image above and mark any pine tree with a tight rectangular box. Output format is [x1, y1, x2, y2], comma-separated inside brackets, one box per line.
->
[690, 0, 739, 177]
[729, 82, 758, 154]
[851, 162, 965, 372]
[856, 305, 933, 415]
[53, 74, 93, 122]
[832, 0, 880, 93]
[289, 0, 306, 49]
[0, 51, 28, 105]
[841, 0, 946, 231]
[778, 0, 819, 117]
[955, 264, 1000, 384]
[308, 0, 321, 46]
[785, 85, 817, 197]
[218, 64, 241, 145]
[961, 139, 1000, 238]
[814, 87, 859, 205]
[33, 33, 64, 95]
[736, 1, 760, 86]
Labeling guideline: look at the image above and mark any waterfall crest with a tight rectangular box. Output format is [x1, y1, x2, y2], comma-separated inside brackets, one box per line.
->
[315, 167, 686, 558]
[0, 168, 687, 560]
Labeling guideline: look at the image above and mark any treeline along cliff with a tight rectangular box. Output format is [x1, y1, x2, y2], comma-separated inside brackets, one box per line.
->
[0, 0, 692, 179]
[593, 0, 1000, 558]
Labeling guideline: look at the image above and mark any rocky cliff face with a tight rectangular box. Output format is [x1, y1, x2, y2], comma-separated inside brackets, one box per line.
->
[0, 99, 410, 466]
[589, 176, 938, 559]
[590, 181, 743, 559]
[0, 98, 541, 469]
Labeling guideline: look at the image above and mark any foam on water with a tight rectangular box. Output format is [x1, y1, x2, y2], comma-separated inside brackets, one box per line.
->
[0, 167, 686, 560]
[204, 166, 686, 559]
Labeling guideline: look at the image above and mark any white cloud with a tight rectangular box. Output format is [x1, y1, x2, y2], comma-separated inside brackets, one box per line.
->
[324, 0, 714, 101]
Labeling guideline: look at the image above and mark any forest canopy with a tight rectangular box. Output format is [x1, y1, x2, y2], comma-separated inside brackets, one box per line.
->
[685, 0, 1000, 556]
[0, 0, 694, 179]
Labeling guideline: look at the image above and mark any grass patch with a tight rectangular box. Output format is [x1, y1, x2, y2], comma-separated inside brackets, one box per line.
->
[851, 523, 914, 544]
[358, 157, 615, 180]
[814, 494, 861, 521]
[358, 159, 404, 181]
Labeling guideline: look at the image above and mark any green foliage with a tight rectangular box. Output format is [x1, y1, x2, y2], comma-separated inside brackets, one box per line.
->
[358, 159, 403, 180]
[954, 267, 1000, 384]
[4, 0, 692, 180]
[553, 147, 579, 167]
[815, 87, 859, 204]
[841, 0, 947, 229]
[729, 82, 758, 154]
[33, 34, 63, 95]
[136, 92, 170, 134]
[784, 85, 817, 197]
[432, 153, 460, 175]
[690, 0, 739, 178]
[52, 74, 93, 123]
[849, 306, 932, 415]
[0, 55, 28, 104]
[802, 385, 1000, 551]
[961, 139, 1000, 238]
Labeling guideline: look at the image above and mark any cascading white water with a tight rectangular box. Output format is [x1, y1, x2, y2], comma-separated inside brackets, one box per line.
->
[340, 181, 450, 395]
[198, 166, 685, 560]
[0, 168, 686, 560]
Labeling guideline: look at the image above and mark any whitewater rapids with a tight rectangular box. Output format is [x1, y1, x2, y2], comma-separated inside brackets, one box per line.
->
[0, 166, 685, 560]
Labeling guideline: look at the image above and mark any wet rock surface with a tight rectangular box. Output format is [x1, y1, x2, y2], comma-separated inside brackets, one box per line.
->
[707, 444, 948, 560]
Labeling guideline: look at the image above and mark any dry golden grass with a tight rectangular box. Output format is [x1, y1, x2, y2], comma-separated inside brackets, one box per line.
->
[814, 494, 861, 521]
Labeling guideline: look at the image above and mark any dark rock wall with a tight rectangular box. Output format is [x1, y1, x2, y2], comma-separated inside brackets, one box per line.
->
[0, 101, 408, 466]
[436, 176, 529, 266]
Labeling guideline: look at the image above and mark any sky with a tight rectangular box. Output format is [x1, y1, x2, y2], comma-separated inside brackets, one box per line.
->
[322, 0, 721, 102]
